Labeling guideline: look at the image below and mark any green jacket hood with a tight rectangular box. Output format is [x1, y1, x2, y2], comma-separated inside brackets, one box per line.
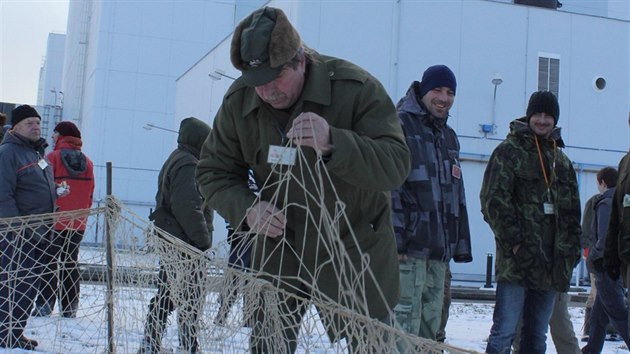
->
[177, 117, 211, 153]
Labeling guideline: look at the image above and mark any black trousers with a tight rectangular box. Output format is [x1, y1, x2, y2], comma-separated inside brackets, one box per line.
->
[36, 229, 83, 316]
[142, 252, 206, 352]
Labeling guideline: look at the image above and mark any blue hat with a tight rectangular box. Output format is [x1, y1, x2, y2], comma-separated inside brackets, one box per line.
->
[419, 65, 457, 98]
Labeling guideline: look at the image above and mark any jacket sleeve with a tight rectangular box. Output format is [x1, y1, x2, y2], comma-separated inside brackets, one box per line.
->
[564, 161, 583, 264]
[581, 196, 595, 249]
[0, 147, 19, 217]
[323, 77, 410, 191]
[605, 154, 630, 268]
[197, 103, 258, 229]
[591, 198, 611, 262]
[479, 145, 522, 252]
[454, 202, 473, 263]
[169, 162, 212, 251]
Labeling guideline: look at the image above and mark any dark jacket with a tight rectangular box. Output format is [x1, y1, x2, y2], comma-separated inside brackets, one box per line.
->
[586, 187, 615, 271]
[197, 52, 410, 323]
[604, 153, 630, 278]
[47, 135, 95, 231]
[391, 81, 472, 263]
[155, 117, 213, 251]
[0, 131, 56, 218]
[581, 194, 598, 250]
[480, 117, 581, 292]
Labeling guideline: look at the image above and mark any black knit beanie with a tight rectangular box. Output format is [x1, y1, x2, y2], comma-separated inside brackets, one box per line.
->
[11, 105, 41, 126]
[419, 65, 457, 98]
[526, 91, 559, 125]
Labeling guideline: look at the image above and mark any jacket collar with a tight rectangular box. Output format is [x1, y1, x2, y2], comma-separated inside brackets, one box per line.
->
[4, 131, 48, 153]
[509, 117, 565, 148]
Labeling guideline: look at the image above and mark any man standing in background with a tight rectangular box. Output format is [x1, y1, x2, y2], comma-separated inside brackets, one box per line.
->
[481, 91, 581, 353]
[139, 117, 213, 354]
[0, 105, 56, 350]
[33, 121, 94, 318]
[391, 64, 473, 340]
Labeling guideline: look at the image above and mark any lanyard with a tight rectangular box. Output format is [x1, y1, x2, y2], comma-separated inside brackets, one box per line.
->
[534, 134, 556, 200]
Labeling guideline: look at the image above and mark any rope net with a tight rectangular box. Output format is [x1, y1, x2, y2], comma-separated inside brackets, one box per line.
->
[0, 147, 482, 353]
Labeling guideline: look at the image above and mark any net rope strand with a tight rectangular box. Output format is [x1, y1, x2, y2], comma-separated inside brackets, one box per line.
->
[0, 146, 482, 353]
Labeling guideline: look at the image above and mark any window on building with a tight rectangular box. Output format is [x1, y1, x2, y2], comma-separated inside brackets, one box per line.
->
[538, 56, 560, 97]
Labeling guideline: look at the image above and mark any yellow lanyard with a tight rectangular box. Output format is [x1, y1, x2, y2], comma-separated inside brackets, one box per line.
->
[534, 135, 556, 200]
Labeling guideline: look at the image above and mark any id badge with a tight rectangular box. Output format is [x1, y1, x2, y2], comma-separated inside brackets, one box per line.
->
[37, 159, 48, 170]
[452, 164, 461, 180]
[543, 202, 555, 215]
[623, 194, 630, 208]
[267, 145, 296, 166]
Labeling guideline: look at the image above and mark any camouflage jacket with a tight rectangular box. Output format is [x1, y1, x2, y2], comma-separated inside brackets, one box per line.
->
[480, 117, 581, 292]
[391, 82, 472, 263]
[605, 153, 630, 269]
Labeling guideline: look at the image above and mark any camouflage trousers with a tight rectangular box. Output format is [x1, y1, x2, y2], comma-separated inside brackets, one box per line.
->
[393, 256, 446, 340]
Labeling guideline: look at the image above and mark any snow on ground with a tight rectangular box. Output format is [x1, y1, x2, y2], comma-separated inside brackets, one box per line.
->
[1, 284, 628, 353]
[0, 300, 628, 354]
[446, 300, 629, 354]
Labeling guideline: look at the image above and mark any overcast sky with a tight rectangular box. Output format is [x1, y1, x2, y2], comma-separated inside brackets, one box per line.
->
[0, 0, 69, 105]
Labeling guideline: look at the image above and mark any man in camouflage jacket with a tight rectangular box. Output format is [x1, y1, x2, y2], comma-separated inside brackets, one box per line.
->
[480, 91, 581, 354]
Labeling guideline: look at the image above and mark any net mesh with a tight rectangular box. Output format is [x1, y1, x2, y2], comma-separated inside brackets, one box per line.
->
[0, 147, 482, 354]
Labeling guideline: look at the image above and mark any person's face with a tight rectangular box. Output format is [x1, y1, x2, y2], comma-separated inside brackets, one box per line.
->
[254, 58, 306, 109]
[12, 117, 41, 142]
[528, 112, 555, 138]
[51, 131, 60, 145]
[421, 87, 455, 120]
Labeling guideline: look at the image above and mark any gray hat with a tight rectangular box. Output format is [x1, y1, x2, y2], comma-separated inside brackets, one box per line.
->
[230, 7, 302, 87]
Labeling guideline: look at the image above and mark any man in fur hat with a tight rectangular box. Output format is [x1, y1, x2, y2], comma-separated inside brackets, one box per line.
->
[196, 6, 410, 353]
[480, 91, 582, 353]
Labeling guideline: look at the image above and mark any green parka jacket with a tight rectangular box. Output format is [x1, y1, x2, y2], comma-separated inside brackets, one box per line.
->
[604, 152, 630, 284]
[197, 52, 410, 326]
[480, 118, 581, 292]
[155, 117, 213, 251]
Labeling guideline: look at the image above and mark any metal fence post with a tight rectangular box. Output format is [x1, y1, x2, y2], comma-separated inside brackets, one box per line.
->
[484, 253, 494, 288]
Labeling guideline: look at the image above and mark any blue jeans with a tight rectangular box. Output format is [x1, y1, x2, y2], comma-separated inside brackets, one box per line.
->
[486, 281, 556, 354]
[582, 269, 630, 353]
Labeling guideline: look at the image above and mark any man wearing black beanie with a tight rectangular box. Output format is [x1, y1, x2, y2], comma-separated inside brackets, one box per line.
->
[0, 105, 55, 350]
[391, 64, 472, 342]
[480, 91, 581, 354]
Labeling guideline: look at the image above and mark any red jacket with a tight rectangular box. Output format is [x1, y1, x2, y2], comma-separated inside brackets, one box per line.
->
[47, 136, 95, 231]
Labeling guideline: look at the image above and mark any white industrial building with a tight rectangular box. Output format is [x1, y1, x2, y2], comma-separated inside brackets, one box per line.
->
[36, 32, 66, 138]
[36, 0, 629, 280]
[174, 0, 630, 281]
